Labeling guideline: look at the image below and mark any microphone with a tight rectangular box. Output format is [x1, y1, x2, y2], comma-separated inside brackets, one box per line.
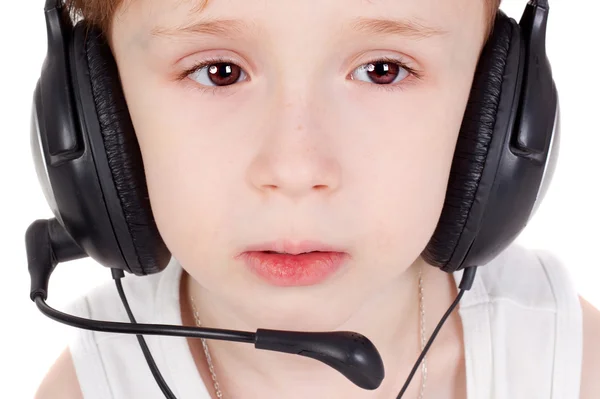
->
[27, 218, 476, 398]
[26, 218, 385, 391]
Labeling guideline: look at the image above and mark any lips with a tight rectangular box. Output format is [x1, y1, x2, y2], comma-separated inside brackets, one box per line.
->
[237, 241, 348, 287]
[242, 240, 344, 255]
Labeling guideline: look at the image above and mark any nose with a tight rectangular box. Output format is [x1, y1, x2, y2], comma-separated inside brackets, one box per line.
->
[247, 100, 341, 200]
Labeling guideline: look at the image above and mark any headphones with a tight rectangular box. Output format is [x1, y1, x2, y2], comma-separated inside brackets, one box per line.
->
[27, 1, 559, 396]
[31, 0, 558, 275]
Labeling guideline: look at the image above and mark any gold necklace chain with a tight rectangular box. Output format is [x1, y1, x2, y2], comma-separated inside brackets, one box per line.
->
[190, 296, 223, 398]
[418, 262, 427, 399]
[190, 264, 427, 398]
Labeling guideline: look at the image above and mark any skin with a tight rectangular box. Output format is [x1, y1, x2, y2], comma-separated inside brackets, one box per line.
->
[111, 0, 485, 396]
[35, 0, 600, 398]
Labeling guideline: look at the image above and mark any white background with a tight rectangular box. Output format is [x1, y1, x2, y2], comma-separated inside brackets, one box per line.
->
[0, 0, 598, 397]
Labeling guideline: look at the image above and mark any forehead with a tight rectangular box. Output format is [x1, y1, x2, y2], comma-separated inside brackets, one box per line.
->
[115, 0, 486, 41]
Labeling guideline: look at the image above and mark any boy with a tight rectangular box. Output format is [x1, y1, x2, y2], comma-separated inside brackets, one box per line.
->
[35, 0, 600, 398]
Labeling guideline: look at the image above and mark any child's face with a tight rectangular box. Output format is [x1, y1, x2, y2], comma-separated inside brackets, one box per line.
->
[111, 0, 488, 328]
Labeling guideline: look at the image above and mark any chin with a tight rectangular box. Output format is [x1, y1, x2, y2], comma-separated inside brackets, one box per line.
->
[248, 303, 355, 332]
[229, 275, 367, 332]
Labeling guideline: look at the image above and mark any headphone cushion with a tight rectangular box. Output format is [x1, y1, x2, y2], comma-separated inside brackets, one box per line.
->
[422, 15, 515, 271]
[83, 28, 166, 274]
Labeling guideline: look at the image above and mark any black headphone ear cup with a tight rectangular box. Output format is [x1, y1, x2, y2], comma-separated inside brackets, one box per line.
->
[422, 15, 516, 272]
[77, 24, 169, 275]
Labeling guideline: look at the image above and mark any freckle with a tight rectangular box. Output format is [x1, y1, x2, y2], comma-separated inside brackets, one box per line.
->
[296, 124, 304, 131]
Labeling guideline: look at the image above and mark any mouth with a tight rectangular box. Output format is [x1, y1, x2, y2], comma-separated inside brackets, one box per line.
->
[261, 249, 329, 256]
[242, 240, 345, 255]
[237, 241, 349, 287]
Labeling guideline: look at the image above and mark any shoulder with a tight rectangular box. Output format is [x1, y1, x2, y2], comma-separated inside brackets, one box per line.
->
[524, 247, 600, 397]
[34, 348, 83, 399]
[70, 257, 181, 325]
[469, 243, 574, 309]
[486, 244, 600, 397]
[36, 259, 182, 398]
[580, 296, 600, 398]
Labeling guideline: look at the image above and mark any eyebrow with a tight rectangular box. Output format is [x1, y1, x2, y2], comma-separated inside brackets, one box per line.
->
[349, 17, 447, 39]
[151, 18, 254, 39]
[150, 16, 446, 41]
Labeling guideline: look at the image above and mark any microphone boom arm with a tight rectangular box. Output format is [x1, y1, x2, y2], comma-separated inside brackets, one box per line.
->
[26, 218, 385, 392]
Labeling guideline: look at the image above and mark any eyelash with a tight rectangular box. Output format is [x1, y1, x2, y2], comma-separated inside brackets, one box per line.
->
[178, 55, 422, 94]
[354, 56, 422, 93]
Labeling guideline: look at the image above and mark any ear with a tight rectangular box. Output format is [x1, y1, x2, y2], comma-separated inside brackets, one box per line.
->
[579, 296, 600, 399]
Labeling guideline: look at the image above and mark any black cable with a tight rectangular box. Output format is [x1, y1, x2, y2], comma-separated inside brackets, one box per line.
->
[396, 266, 477, 398]
[30, 214, 476, 399]
[111, 269, 177, 399]
[33, 296, 255, 342]
[396, 289, 465, 398]
[30, 217, 478, 395]
[115, 267, 472, 399]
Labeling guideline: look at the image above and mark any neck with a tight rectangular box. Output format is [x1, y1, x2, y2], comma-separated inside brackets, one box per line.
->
[180, 258, 462, 398]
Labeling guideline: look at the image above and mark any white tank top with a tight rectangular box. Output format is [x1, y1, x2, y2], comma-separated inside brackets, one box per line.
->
[66, 243, 583, 398]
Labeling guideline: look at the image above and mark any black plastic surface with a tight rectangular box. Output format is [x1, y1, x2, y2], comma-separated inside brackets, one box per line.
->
[26, 218, 86, 300]
[35, 4, 131, 272]
[456, 2, 557, 269]
[42, 3, 82, 161]
[514, 2, 554, 156]
[255, 329, 385, 390]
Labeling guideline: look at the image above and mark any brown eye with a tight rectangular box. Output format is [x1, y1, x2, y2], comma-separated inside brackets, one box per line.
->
[351, 60, 409, 85]
[189, 62, 247, 87]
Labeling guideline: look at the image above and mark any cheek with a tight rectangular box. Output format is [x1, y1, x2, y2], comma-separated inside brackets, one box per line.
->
[117, 76, 241, 266]
[341, 81, 471, 267]
[349, 142, 455, 271]
[140, 134, 240, 272]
